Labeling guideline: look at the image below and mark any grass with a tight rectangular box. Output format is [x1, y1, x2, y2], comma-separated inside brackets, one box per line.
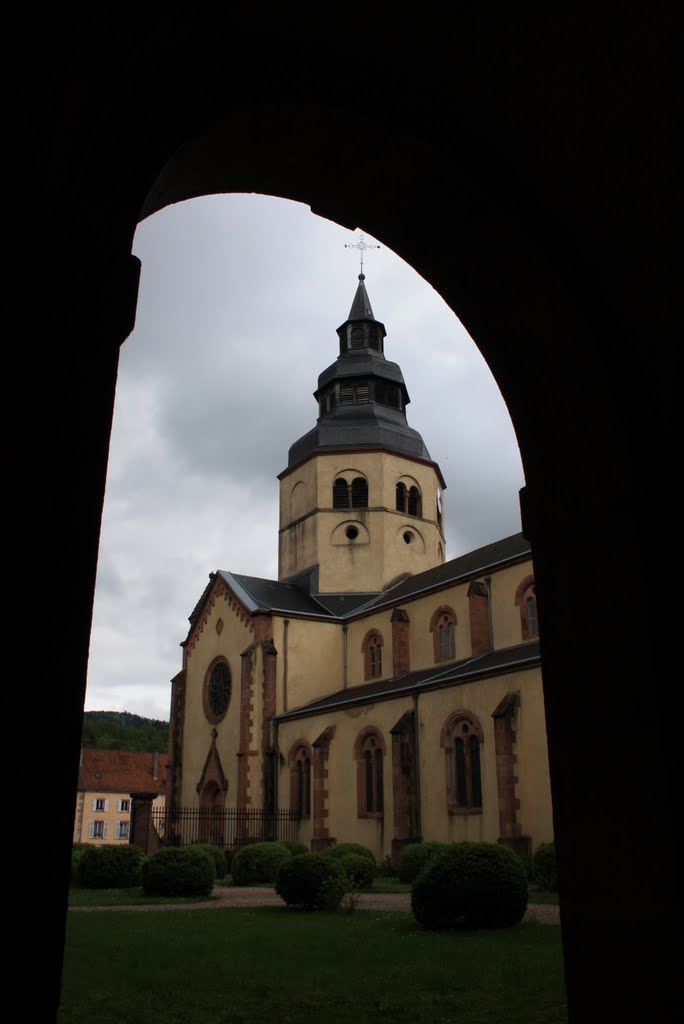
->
[70, 880, 559, 906]
[68, 886, 217, 907]
[60, 907, 566, 1023]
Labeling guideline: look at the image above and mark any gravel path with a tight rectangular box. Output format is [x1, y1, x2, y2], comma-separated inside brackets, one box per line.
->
[70, 886, 560, 923]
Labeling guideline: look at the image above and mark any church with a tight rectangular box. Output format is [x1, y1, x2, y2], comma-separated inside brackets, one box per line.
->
[166, 274, 553, 863]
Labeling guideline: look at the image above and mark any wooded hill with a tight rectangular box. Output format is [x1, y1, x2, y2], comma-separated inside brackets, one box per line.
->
[81, 711, 169, 753]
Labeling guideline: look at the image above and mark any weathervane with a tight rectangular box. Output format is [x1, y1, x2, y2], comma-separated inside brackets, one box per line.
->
[345, 232, 381, 275]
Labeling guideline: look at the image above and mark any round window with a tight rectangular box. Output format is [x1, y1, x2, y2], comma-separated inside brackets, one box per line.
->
[204, 660, 231, 723]
[346, 526, 359, 540]
[403, 531, 413, 544]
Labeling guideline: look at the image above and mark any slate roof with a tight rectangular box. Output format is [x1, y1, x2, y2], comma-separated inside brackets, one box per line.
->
[201, 533, 531, 624]
[276, 640, 541, 721]
[362, 532, 532, 611]
[78, 749, 166, 795]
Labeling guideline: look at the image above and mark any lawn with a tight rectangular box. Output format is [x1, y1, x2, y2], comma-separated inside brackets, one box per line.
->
[70, 879, 559, 905]
[60, 908, 566, 1023]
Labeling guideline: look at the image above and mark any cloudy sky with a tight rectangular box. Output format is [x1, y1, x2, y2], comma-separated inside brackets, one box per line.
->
[85, 194, 525, 720]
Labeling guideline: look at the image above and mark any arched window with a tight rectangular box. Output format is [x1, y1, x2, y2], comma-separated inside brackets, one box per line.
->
[396, 481, 422, 517]
[333, 475, 368, 509]
[440, 712, 484, 814]
[351, 477, 368, 508]
[354, 728, 386, 817]
[515, 575, 539, 640]
[333, 477, 349, 508]
[408, 485, 421, 517]
[362, 629, 384, 679]
[288, 742, 312, 818]
[430, 606, 457, 662]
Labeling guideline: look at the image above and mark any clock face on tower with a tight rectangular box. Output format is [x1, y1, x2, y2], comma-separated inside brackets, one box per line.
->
[203, 660, 231, 723]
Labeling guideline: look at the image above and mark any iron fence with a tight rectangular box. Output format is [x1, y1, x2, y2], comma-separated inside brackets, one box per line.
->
[151, 806, 301, 849]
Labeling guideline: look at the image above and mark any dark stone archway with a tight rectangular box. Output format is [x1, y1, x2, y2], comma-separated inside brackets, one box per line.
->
[34, 9, 675, 1019]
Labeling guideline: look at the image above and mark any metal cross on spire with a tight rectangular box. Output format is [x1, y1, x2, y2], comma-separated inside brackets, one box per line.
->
[345, 232, 381, 275]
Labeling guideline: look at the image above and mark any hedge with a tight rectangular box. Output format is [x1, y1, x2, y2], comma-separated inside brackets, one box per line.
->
[231, 842, 292, 885]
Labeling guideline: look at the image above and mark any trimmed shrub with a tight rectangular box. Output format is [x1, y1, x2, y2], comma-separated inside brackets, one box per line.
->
[411, 841, 528, 930]
[532, 842, 558, 891]
[281, 840, 309, 857]
[397, 841, 447, 884]
[323, 842, 376, 864]
[77, 844, 146, 889]
[142, 846, 215, 897]
[231, 841, 292, 885]
[71, 843, 90, 882]
[191, 844, 228, 879]
[336, 852, 375, 890]
[377, 854, 396, 878]
[276, 852, 348, 911]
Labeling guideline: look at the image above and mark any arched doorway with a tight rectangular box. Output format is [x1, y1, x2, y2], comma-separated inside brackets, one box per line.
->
[42, 16, 675, 1019]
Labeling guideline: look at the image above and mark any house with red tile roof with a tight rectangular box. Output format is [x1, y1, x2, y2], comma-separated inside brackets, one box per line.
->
[74, 748, 166, 845]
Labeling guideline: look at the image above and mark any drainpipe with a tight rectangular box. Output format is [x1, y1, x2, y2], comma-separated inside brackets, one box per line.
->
[283, 619, 289, 713]
[273, 719, 279, 818]
[412, 692, 422, 841]
[342, 624, 348, 689]
[485, 576, 494, 651]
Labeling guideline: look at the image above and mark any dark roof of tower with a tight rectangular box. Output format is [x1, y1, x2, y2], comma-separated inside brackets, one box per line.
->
[347, 273, 375, 319]
[284, 275, 439, 473]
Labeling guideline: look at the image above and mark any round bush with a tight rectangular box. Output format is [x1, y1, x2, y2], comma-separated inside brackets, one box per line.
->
[281, 840, 309, 857]
[142, 846, 215, 897]
[276, 852, 348, 911]
[323, 842, 376, 865]
[231, 841, 292, 885]
[411, 842, 528, 930]
[532, 842, 557, 891]
[336, 852, 375, 890]
[397, 842, 447, 883]
[77, 844, 146, 889]
[191, 844, 228, 879]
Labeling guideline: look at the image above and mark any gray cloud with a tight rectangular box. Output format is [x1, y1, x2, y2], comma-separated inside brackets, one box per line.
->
[86, 195, 524, 719]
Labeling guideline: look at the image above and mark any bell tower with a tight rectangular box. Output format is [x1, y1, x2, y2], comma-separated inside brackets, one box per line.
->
[278, 275, 446, 593]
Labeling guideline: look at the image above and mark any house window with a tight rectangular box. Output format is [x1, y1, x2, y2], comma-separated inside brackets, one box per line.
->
[333, 475, 368, 509]
[89, 820, 108, 839]
[441, 712, 484, 814]
[115, 821, 130, 840]
[288, 742, 312, 818]
[361, 629, 384, 680]
[92, 798, 108, 812]
[515, 576, 539, 640]
[117, 799, 130, 813]
[430, 606, 457, 662]
[354, 729, 386, 817]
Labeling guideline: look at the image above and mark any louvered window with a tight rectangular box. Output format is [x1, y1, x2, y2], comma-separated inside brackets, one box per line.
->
[350, 325, 366, 348]
[355, 385, 369, 403]
[333, 478, 349, 508]
[339, 386, 355, 405]
[351, 477, 368, 508]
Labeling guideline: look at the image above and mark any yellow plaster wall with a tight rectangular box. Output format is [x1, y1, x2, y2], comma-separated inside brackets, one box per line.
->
[279, 452, 445, 590]
[276, 666, 551, 859]
[275, 616, 343, 712]
[489, 563, 534, 649]
[180, 589, 254, 808]
[74, 792, 165, 844]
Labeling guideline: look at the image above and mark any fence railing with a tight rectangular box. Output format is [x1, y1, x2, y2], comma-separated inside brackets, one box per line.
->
[151, 806, 301, 849]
